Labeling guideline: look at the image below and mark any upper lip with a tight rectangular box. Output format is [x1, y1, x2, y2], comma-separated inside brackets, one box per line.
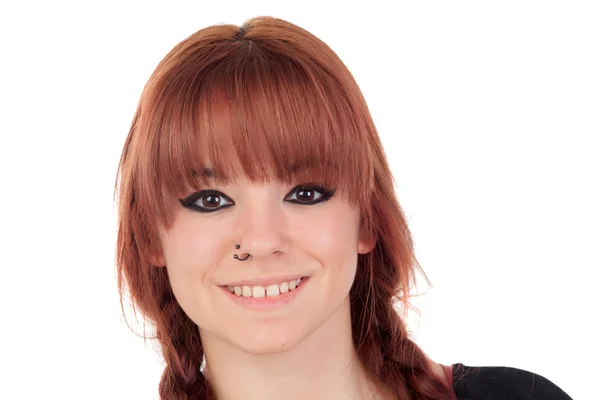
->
[221, 274, 309, 287]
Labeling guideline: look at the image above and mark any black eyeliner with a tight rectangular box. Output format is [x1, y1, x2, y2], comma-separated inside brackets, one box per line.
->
[291, 184, 337, 203]
[179, 184, 336, 213]
[179, 190, 232, 213]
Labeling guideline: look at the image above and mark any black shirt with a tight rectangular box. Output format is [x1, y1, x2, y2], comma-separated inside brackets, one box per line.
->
[449, 363, 573, 399]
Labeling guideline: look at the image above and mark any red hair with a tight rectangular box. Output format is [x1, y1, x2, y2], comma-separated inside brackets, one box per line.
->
[114, 16, 455, 399]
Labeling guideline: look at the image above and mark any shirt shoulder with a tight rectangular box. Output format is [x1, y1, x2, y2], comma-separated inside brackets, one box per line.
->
[450, 363, 572, 400]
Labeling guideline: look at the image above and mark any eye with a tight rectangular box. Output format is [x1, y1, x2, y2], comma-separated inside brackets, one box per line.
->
[179, 190, 233, 213]
[285, 184, 336, 204]
[179, 184, 336, 213]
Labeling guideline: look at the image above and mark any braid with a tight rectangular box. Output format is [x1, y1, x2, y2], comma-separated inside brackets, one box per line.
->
[157, 290, 213, 400]
[351, 242, 456, 400]
[351, 290, 454, 399]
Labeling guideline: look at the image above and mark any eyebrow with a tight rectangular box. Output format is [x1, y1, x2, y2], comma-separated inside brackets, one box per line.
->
[192, 167, 219, 179]
[192, 160, 320, 180]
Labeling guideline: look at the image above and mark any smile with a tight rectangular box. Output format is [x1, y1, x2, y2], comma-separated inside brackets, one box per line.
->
[220, 277, 309, 310]
[227, 277, 304, 298]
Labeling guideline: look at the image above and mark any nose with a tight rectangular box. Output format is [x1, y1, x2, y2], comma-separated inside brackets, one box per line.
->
[234, 188, 288, 260]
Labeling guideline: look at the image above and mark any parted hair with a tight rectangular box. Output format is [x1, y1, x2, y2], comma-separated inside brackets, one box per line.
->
[114, 16, 455, 399]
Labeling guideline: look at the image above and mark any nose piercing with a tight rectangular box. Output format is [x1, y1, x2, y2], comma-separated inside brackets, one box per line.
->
[233, 244, 250, 261]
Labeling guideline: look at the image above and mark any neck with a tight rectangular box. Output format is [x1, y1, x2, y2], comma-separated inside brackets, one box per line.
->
[200, 296, 386, 400]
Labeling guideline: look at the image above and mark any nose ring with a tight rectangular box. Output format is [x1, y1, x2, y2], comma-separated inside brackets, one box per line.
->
[233, 244, 250, 261]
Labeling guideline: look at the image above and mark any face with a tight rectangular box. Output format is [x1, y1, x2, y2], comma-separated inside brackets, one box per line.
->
[153, 174, 375, 356]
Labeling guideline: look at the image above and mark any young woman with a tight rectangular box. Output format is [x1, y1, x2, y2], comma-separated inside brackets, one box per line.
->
[114, 16, 572, 400]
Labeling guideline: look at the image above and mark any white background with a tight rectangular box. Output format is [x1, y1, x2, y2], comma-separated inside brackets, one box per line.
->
[1, 1, 597, 399]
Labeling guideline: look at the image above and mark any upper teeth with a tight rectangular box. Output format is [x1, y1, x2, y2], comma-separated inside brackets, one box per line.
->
[228, 278, 303, 298]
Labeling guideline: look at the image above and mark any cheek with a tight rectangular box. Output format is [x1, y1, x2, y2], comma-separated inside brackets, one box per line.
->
[162, 219, 221, 273]
[301, 210, 360, 276]
[161, 218, 225, 320]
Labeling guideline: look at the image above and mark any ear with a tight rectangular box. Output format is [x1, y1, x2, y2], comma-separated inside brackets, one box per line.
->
[357, 225, 377, 255]
[150, 250, 166, 267]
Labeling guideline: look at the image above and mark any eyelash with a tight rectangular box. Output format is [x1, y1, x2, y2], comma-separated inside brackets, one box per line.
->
[179, 184, 337, 213]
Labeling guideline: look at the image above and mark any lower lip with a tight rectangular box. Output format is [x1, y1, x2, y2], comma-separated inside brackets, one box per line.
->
[221, 278, 309, 310]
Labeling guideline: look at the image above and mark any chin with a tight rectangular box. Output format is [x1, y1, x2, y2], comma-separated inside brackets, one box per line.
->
[230, 324, 307, 355]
